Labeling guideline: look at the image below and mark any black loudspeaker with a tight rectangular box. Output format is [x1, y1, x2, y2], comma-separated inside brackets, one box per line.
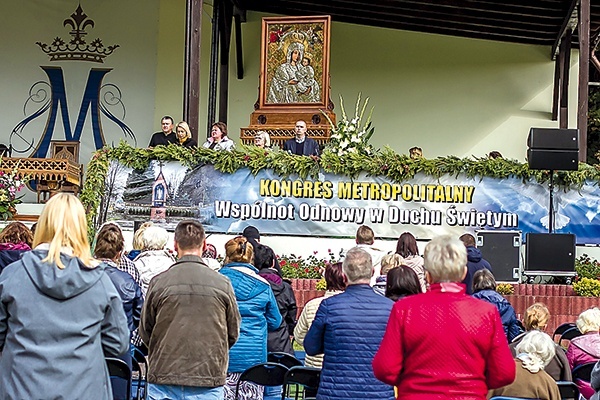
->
[527, 148, 579, 170]
[527, 128, 579, 171]
[528, 128, 578, 150]
[525, 233, 575, 272]
[476, 230, 521, 282]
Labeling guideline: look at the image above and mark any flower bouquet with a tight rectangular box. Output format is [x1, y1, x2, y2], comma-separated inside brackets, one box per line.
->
[0, 165, 26, 220]
[322, 93, 375, 156]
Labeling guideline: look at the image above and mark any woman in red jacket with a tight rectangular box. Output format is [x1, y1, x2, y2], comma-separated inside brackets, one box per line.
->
[372, 235, 516, 400]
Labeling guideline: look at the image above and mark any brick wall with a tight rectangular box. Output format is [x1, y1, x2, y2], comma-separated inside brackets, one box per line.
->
[289, 280, 599, 335]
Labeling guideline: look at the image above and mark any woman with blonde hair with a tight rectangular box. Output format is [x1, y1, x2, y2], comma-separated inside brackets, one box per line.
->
[0, 193, 129, 399]
[509, 302, 571, 382]
[373, 253, 405, 296]
[175, 121, 197, 147]
[219, 236, 282, 400]
[567, 308, 600, 398]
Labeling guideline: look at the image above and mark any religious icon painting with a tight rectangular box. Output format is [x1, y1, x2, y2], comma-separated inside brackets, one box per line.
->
[259, 15, 331, 108]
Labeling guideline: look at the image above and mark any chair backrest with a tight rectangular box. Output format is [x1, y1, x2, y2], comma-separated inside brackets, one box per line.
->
[235, 362, 288, 400]
[556, 380, 580, 400]
[553, 322, 577, 342]
[282, 366, 321, 400]
[131, 347, 148, 400]
[489, 397, 539, 400]
[106, 357, 132, 400]
[268, 352, 303, 369]
[572, 362, 596, 383]
[559, 327, 582, 348]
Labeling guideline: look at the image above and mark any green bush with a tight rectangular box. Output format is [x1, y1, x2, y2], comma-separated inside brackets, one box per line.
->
[575, 254, 600, 280]
[573, 277, 600, 297]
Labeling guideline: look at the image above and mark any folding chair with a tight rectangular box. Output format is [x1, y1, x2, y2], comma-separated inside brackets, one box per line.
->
[131, 347, 148, 400]
[106, 357, 132, 400]
[553, 323, 577, 342]
[559, 327, 582, 349]
[573, 362, 596, 383]
[556, 380, 580, 400]
[489, 397, 538, 400]
[268, 352, 303, 369]
[282, 366, 321, 400]
[235, 362, 288, 400]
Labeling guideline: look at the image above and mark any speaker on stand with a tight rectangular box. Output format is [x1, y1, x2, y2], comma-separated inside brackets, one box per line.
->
[527, 128, 579, 233]
[525, 128, 579, 283]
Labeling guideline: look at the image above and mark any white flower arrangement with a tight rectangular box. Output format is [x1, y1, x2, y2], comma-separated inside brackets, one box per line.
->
[322, 93, 375, 156]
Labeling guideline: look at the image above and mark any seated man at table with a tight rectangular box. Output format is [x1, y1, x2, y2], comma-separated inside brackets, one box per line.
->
[283, 120, 320, 156]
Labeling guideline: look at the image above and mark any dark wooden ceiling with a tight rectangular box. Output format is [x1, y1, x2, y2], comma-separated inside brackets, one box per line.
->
[237, 0, 600, 55]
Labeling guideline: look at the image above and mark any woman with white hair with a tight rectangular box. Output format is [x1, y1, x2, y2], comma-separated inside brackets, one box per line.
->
[253, 131, 271, 149]
[567, 308, 600, 398]
[133, 225, 176, 294]
[373, 235, 515, 399]
[489, 331, 560, 400]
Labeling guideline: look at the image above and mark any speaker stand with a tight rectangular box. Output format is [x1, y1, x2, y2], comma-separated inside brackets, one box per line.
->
[548, 170, 555, 233]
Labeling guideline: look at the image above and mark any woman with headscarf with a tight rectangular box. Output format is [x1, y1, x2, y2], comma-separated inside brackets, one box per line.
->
[267, 41, 305, 104]
[219, 236, 282, 400]
[0, 193, 129, 399]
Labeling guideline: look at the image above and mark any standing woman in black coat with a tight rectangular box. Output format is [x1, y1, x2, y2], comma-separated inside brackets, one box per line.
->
[254, 243, 297, 355]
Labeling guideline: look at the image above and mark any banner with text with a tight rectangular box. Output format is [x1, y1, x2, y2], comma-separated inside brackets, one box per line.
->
[106, 162, 600, 243]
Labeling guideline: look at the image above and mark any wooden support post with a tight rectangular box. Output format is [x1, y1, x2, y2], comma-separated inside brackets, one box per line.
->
[578, 0, 590, 162]
[552, 55, 560, 121]
[183, 0, 202, 141]
[218, 0, 233, 124]
[559, 29, 572, 129]
[234, 8, 245, 80]
[207, 0, 221, 137]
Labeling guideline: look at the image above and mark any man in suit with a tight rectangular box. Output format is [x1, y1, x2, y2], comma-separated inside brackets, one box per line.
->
[283, 120, 320, 156]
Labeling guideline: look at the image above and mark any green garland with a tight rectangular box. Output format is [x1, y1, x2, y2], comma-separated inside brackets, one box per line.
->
[80, 141, 600, 239]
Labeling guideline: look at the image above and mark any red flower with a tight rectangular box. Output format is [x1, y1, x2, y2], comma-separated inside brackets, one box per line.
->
[243, 155, 250, 162]
[292, 263, 299, 268]
[280, 260, 287, 266]
[269, 31, 280, 43]
[304, 268, 309, 273]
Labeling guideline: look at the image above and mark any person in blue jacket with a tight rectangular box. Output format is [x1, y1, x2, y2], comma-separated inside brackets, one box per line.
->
[459, 233, 492, 295]
[304, 247, 395, 400]
[220, 236, 282, 400]
[472, 268, 523, 342]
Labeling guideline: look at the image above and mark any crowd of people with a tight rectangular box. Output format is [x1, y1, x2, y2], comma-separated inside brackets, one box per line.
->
[1, 194, 600, 399]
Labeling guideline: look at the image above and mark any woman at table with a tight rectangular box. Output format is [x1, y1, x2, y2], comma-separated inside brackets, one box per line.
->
[175, 121, 197, 147]
[203, 122, 235, 151]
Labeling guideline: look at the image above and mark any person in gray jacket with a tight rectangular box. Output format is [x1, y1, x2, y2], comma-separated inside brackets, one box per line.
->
[0, 193, 130, 400]
[141, 220, 241, 400]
